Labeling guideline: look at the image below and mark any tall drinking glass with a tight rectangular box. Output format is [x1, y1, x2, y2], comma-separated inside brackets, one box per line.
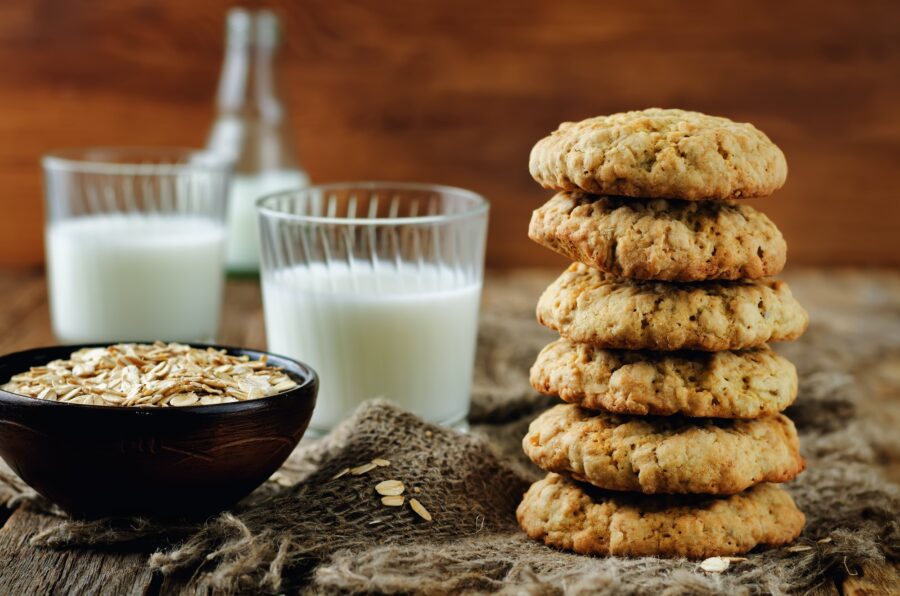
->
[258, 183, 489, 434]
[42, 148, 231, 343]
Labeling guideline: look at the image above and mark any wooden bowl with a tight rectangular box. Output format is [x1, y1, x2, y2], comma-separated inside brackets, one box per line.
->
[0, 344, 317, 519]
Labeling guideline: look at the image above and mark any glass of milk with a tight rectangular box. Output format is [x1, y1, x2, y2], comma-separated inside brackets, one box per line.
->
[42, 148, 231, 344]
[258, 183, 489, 434]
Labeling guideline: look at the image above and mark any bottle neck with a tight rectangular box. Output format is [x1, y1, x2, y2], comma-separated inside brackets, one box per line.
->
[209, 10, 300, 173]
[216, 40, 282, 122]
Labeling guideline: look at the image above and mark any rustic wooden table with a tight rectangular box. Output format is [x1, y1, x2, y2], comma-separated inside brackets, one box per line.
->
[0, 269, 897, 594]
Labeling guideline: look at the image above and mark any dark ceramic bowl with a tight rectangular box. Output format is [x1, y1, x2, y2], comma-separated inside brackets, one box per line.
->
[0, 344, 317, 519]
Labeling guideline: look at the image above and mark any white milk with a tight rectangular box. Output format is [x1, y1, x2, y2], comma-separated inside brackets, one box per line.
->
[262, 262, 482, 432]
[225, 170, 309, 272]
[46, 214, 226, 343]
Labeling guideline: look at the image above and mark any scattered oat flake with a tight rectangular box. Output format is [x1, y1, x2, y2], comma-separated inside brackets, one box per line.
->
[381, 495, 405, 507]
[269, 471, 293, 487]
[817, 537, 832, 544]
[787, 545, 813, 553]
[372, 458, 391, 467]
[351, 462, 378, 475]
[424, 430, 433, 438]
[413, 487, 421, 494]
[375, 480, 404, 496]
[724, 557, 748, 563]
[331, 468, 351, 480]
[409, 498, 432, 522]
[699, 557, 730, 573]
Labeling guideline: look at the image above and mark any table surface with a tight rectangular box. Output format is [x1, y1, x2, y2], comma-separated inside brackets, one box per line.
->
[0, 268, 897, 594]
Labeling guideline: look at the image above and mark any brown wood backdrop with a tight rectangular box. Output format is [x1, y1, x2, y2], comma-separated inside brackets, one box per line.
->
[1, 0, 898, 269]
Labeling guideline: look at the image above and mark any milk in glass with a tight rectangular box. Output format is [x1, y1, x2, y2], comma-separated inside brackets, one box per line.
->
[224, 170, 308, 272]
[46, 214, 226, 343]
[262, 262, 481, 431]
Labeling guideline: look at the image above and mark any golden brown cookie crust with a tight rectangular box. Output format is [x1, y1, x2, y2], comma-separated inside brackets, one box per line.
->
[530, 340, 797, 418]
[536, 263, 808, 351]
[523, 404, 805, 494]
[529, 108, 788, 200]
[528, 192, 786, 281]
[516, 473, 805, 559]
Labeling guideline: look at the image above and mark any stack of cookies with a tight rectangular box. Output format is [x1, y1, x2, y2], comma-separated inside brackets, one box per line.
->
[516, 108, 809, 559]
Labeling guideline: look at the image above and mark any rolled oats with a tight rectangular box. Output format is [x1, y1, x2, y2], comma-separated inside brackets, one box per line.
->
[699, 557, 730, 573]
[1, 342, 299, 408]
[375, 480, 405, 496]
[409, 498, 432, 521]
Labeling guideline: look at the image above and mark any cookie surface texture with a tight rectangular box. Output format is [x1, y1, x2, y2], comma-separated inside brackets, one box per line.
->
[529, 108, 787, 200]
[528, 192, 786, 281]
[536, 263, 808, 351]
[522, 404, 805, 494]
[516, 473, 805, 558]
[530, 340, 797, 418]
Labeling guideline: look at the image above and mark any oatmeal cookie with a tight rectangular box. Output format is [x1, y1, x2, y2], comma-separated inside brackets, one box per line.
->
[523, 403, 805, 494]
[528, 192, 786, 281]
[536, 263, 808, 351]
[529, 108, 787, 200]
[530, 340, 797, 418]
[516, 473, 805, 558]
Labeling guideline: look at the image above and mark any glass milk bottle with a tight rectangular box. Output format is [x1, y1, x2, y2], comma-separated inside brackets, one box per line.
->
[207, 8, 309, 274]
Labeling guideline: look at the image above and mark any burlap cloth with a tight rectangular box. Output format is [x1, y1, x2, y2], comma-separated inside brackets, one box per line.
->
[1, 271, 898, 594]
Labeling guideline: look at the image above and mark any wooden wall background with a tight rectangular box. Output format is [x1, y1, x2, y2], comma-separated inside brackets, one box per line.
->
[0, 0, 898, 269]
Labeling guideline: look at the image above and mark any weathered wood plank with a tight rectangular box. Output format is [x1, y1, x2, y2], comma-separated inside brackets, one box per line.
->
[219, 276, 266, 350]
[843, 561, 900, 596]
[0, 505, 156, 595]
[3, 1, 900, 270]
[0, 272, 267, 355]
[0, 272, 51, 354]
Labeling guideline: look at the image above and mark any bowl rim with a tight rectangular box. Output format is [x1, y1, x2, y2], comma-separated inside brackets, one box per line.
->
[0, 342, 318, 415]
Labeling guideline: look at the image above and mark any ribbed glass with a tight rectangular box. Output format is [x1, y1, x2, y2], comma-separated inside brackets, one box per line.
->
[42, 148, 231, 344]
[257, 182, 489, 433]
